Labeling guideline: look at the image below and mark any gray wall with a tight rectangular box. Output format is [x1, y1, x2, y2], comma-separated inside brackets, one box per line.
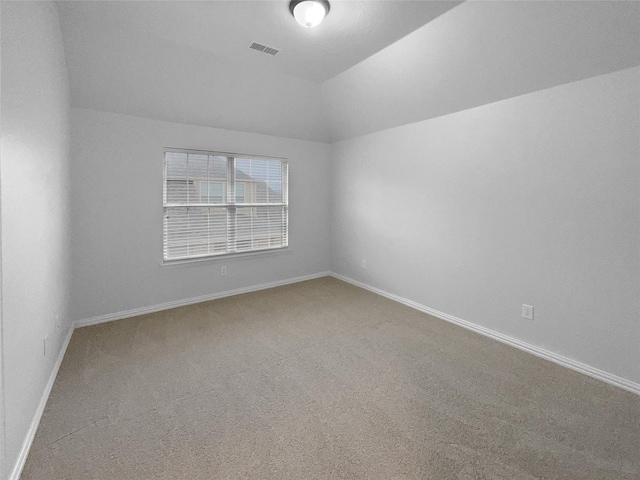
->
[330, 67, 640, 383]
[0, 2, 72, 478]
[70, 108, 331, 322]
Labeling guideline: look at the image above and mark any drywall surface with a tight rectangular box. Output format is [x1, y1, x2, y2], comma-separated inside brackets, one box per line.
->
[70, 108, 331, 322]
[330, 67, 640, 384]
[55, 1, 461, 84]
[322, 0, 640, 142]
[0, 2, 72, 478]
[57, 3, 330, 143]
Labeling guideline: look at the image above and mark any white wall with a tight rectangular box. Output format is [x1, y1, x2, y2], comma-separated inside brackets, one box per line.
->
[330, 67, 640, 384]
[70, 108, 331, 322]
[322, 1, 640, 141]
[0, 2, 72, 478]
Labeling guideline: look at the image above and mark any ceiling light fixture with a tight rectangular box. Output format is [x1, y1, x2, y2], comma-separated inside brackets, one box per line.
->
[289, 0, 330, 28]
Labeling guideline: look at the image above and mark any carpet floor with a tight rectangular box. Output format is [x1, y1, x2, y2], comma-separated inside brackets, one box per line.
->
[22, 277, 639, 479]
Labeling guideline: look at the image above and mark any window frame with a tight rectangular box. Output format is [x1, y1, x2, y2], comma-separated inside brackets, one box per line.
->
[162, 147, 289, 264]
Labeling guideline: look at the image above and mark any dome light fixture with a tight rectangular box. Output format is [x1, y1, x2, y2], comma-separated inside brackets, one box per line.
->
[289, 0, 330, 28]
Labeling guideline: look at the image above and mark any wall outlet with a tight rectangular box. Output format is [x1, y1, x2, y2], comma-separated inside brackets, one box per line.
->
[221, 266, 227, 276]
[44, 335, 48, 357]
[361, 260, 366, 269]
[522, 304, 534, 320]
[55, 314, 60, 330]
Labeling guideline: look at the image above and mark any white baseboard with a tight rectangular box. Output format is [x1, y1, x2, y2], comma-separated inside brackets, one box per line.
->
[10, 325, 74, 480]
[330, 272, 640, 396]
[74, 271, 331, 329]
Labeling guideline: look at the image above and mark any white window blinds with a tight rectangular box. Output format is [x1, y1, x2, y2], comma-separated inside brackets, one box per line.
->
[163, 149, 288, 261]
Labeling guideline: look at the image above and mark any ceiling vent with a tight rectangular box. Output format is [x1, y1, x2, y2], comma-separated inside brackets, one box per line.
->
[249, 42, 280, 56]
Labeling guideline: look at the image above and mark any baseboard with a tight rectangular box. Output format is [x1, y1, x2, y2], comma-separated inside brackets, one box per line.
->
[9, 325, 74, 480]
[330, 272, 640, 396]
[74, 271, 331, 329]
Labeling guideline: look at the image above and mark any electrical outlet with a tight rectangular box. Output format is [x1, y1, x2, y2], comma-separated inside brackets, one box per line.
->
[55, 314, 60, 330]
[361, 260, 366, 269]
[221, 266, 227, 276]
[522, 304, 534, 320]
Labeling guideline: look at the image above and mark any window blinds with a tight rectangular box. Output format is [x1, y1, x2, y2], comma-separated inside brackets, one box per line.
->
[163, 149, 288, 261]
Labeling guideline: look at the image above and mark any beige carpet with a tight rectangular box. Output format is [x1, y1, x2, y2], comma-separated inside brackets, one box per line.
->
[22, 277, 639, 479]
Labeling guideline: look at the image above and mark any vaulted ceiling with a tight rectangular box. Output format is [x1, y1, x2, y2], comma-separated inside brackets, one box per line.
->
[56, 1, 639, 143]
[57, 0, 461, 83]
[56, 0, 461, 143]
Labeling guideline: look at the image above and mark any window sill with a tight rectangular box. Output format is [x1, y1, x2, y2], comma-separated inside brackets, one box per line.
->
[160, 247, 291, 268]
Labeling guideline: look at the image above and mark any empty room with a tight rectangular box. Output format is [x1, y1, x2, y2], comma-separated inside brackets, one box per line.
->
[1, 0, 639, 479]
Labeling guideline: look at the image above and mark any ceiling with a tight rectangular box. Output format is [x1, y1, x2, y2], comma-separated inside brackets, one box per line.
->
[57, 0, 461, 83]
[55, 1, 639, 143]
[323, 0, 640, 140]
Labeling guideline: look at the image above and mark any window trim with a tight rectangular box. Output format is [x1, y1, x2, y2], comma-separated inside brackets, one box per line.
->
[162, 147, 289, 265]
[164, 147, 286, 161]
[160, 246, 292, 268]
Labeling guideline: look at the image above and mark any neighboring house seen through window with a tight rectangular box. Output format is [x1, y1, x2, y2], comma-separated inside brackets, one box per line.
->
[236, 183, 245, 203]
[199, 181, 225, 203]
[163, 148, 288, 261]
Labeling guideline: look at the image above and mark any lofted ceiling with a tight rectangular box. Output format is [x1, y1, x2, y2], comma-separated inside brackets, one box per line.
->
[55, 1, 639, 143]
[323, 0, 640, 140]
[56, 0, 462, 142]
[56, 0, 461, 83]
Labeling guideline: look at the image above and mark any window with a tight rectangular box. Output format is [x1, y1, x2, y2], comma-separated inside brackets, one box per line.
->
[199, 181, 225, 204]
[236, 183, 245, 203]
[163, 148, 288, 261]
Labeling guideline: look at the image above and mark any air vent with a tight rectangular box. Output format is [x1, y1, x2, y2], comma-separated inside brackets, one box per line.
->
[249, 42, 280, 56]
